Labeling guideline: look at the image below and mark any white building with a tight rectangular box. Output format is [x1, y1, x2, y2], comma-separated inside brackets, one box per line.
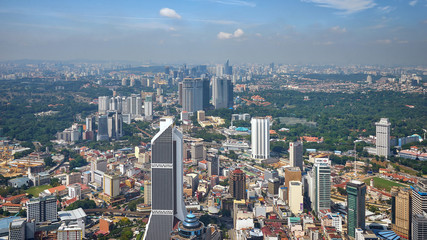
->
[376, 118, 391, 158]
[144, 95, 153, 120]
[98, 96, 109, 114]
[289, 181, 303, 215]
[103, 174, 120, 197]
[57, 222, 83, 240]
[68, 184, 81, 199]
[251, 117, 270, 159]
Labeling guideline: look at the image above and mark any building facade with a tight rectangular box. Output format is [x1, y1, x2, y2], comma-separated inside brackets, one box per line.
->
[230, 169, 246, 200]
[376, 118, 391, 158]
[27, 196, 57, 223]
[347, 180, 367, 238]
[251, 117, 270, 160]
[289, 141, 303, 171]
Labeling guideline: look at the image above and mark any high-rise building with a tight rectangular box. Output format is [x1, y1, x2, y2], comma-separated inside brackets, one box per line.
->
[106, 111, 123, 140]
[90, 158, 107, 181]
[8, 219, 26, 240]
[109, 96, 123, 113]
[230, 169, 246, 200]
[313, 159, 331, 215]
[268, 178, 280, 196]
[144, 180, 152, 205]
[191, 142, 204, 165]
[346, 180, 367, 238]
[129, 94, 142, 117]
[202, 78, 210, 109]
[144, 117, 187, 240]
[391, 187, 411, 239]
[182, 78, 204, 113]
[144, 95, 153, 120]
[224, 59, 233, 75]
[411, 180, 427, 240]
[57, 222, 83, 240]
[85, 116, 96, 132]
[376, 118, 391, 158]
[97, 115, 109, 141]
[251, 117, 270, 159]
[289, 141, 303, 171]
[178, 82, 183, 106]
[212, 78, 233, 109]
[103, 174, 120, 198]
[27, 196, 57, 223]
[98, 96, 109, 114]
[207, 154, 219, 177]
[289, 181, 303, 215]
[285, 167, 302, 203]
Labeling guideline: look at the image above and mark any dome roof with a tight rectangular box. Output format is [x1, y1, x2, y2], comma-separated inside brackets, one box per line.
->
[182, 213, 201, 229]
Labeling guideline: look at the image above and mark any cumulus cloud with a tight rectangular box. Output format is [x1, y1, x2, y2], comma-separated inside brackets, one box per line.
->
[329, 26, 347, 33]
[159, 8, 181, 19]
[302, 0, 376, 14]
[217, 28, 245, 39]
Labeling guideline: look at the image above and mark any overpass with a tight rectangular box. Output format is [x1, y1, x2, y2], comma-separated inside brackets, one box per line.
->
[84, 208, 151, 217]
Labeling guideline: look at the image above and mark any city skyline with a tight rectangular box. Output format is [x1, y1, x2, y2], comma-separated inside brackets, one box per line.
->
[1, 0, 427, 65]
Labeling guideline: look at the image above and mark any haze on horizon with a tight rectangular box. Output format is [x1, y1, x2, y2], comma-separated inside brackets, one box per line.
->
[1, 0, 427, 65]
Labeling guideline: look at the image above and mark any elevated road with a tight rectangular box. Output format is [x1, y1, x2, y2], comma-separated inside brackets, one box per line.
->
[84, 208, 151, 217]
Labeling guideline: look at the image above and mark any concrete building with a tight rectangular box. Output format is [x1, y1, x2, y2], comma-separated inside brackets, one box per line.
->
[251, 117, 270, 160]
[91, 158, 107, 182]
[268, 178, 280, 196]
[144, 180, 152, 205]
[27, 196, 57, 223]
[197, 110, 205, 122]
[289, 181, 303, 215]
[191, 142, 204, 165]
[230, 169, 246, 200]
[66, 172, 81, 186]
[97, 115, 109, 141]
[144, 95, 153, 120]
[182, 78, 204, 113]
[68, 184, 81, 199]
[285, 167, 302, 203]
[347, 180, 367, 238]
[98, 96, 109, 114]
[207, 154, 219, 177]
[103, 174, 120, 198]
[289, 141, 303, 171]
[411, 180, 427, 240]
[144, 117, 187, 240]
[8, 219, 25, 240]
[57, 221, 83, 240]
[376, 118, 391, 158]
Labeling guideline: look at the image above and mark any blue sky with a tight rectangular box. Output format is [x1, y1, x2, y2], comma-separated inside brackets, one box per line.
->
[0, 0, 426, 65]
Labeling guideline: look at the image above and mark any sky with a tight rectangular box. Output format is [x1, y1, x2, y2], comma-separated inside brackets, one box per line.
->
[0, 0, 426, 65]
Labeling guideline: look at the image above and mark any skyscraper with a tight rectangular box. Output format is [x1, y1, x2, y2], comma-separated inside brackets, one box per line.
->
[207, 154, 219, 177]
[251, 117, 270, 160]
[182, 78, 204, 113]
[376, 118, 391, 158]
[285, 167, 302, 203]
[106, 111, 123, 140]
[313, 159, 331, 215]
[202, 78, 210, 109]
[347, 180, 367, 238]
[27, 196, 57, 223]
[391, 187, 411, 239]
[85, 116, 96, 132]
[230, 169, 246, 200]
[224, 59, 233, 75]
[212, 78, 233, 109]
[144, 117, 187, 240]
[289, 141, 303, 171]
[97, 115, 109, 141]
[129, 94, 142, 117]
[98, 96, 109, 114]
[109, 96, 123, 113]
[144, 95, 153, 120]
[411, 180, 427, 240]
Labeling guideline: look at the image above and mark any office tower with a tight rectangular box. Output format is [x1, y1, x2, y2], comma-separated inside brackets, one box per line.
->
[346, 180, 367, 238]
[127, 94, 142, 117]
[182, 78, 203, 113]
[197, 110, 205, 122]
[106, 111, 123, 140]
[68, 184, 81, 199]
[412, 180, 427, 240]
[178, 82, 183, 106]
[251, 117, 270, 159]
[98, 96, 109, 114]
[103, 174, 120, 198]
[57, 222, 83, 240]
[290, 141, 303, 171]
[144, 95, 153, 120]
[191, 142, 204, 165]
[285, 167, 302, 203]
[121, 96, 130, 114]
[391, 187, 411, 239]
[376, 118, 391, 158]
[109, 96, 122, 113]
[91, 158, 107, 181]
[144, 181, 152, 205]
[212, 78, 233, 109]
[207, 154, 219, 177]
[229, 169, 246, 200]
[97, 115, 109, 141]
[202, 78, 210, 109]
[289, 181, 303, 215]
[224, 59, 233, 75]
[268, 178, 280, 196]
[27, 196, 57, 223]
[313, 159, 331, 215]
[144, 117, 187, 240]
[9, 219, 26, 240]
[85, 116, 96, 132]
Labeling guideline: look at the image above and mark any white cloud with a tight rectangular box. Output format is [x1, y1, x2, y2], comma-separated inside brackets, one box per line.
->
[376, 39, 392, 44]
[217, 28, 245, 40]
[159, 8, 181, 19]
[302, 0, 376, 14]
[409, 0, 418, 6]
[378, 5, 394, 13]
[329, 26, 347, 33]
[210, 0, 256, 7]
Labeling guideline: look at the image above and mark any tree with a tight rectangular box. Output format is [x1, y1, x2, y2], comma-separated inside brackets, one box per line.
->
[51, 178, 60, 187]
[44, 156, 55, 167]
